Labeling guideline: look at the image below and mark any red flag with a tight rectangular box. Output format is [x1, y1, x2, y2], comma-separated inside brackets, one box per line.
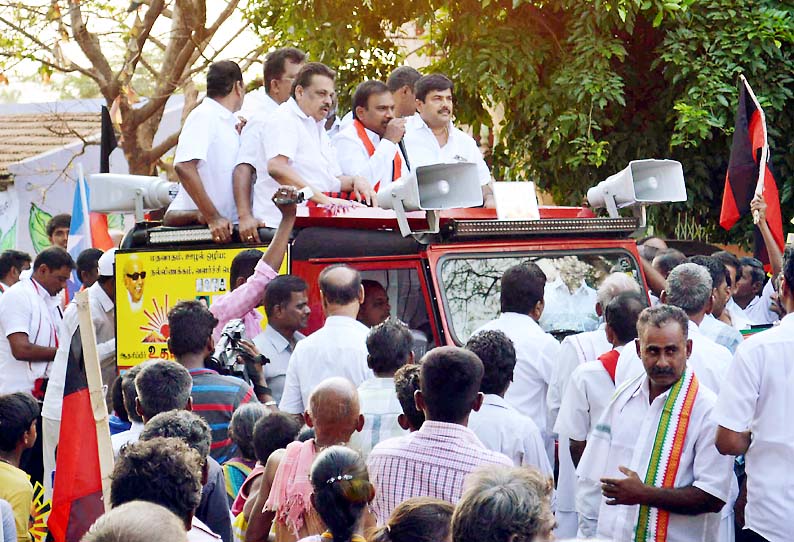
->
[719, 76, 784, 265]
[89, 213, 114, 250]
[48, 328, 104, 541]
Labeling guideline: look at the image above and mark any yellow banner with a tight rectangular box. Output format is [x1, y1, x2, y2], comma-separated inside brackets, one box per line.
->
[115, 247, 286, 368]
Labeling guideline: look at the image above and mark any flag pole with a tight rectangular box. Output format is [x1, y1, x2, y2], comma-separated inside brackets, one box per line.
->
[74, 290, 114, 510]
[739, 74, 769, 224]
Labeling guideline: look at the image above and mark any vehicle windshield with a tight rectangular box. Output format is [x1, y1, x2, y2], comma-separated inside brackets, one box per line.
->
[437, 249, 644, 344]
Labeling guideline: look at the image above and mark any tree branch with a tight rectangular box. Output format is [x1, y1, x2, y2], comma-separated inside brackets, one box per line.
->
[68, 2, 116, 95]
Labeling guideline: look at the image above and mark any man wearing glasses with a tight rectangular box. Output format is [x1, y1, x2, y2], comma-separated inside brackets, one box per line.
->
[123, 254, 146, 312]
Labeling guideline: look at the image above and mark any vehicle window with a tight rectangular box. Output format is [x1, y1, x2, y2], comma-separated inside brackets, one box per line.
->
[437, 250, 643, 344]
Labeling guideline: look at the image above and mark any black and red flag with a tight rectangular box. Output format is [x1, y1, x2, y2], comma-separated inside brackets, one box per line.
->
[48, 326, 107, 542]
[719, 75, 784, 265]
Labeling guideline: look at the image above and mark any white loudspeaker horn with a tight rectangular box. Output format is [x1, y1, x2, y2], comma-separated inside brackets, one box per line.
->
[587, 159, 687, 221]
[88, 173, 178, 222]
[379, 162, 483, 236]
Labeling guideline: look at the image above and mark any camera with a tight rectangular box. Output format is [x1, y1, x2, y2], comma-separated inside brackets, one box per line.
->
[210, 319, 268, 382]
[274, 186, 314, 205]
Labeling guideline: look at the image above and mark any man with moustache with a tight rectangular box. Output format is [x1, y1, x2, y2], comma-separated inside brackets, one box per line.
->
[576, 305, 733, 542]
[403, 74, 495, 207]
[333, 80, 409, 192]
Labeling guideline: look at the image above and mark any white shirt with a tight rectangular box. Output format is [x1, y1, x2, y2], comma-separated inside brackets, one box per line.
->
[167, 97, 240, 222]
[615, 320, 731, 394]
[42, 282, 116, 420]
[540, 277, 598, 334]
[278, 315, 373, 414]
[254, 98, 343, 227]
[547, 325, 610, 430]
[111, 420, 144, 457]
[743, 279, 778, 326]
[698, 313, 743, 354]
[333, 122, 405, 191]
[348, 377, 406, 459]
[474, 312, 559, 461]
[0, 277, 62, 394]
[724, 297, 753, 331]
[713, 312, 794, 542]
[237, 87, 275, 121]
[468, 394, 552, 475]
[403, 114, 490, 186]
[586, 375, 732, 542]
[251, 325, 304, 405]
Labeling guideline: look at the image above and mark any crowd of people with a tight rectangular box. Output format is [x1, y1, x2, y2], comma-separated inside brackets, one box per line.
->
[0, 48, 791, 542]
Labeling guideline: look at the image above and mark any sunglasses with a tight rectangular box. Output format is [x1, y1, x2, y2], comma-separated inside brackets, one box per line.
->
[126, 272, 146, 280]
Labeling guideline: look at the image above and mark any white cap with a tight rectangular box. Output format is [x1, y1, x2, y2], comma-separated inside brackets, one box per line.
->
[98, 248, 117, 277]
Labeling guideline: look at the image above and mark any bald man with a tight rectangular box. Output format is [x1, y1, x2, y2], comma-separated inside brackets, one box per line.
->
[279, 265, 373, 414]
[245, 377, 365, 542]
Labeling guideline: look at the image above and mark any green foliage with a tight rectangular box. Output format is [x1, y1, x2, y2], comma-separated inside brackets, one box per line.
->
[0, 223, 15, 250]
[28, 203, 52, 254]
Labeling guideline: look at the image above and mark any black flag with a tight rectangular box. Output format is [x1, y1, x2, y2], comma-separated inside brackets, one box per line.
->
[100, 105, 117, 173]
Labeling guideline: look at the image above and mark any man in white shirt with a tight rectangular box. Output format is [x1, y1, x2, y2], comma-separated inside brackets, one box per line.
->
[234, 48, 306, 243]
[403, 74, 494, 208]
[279, 264, 373, 415]
[387, 66, 422, 119]
[333, 80, 408, 193]
[251, 63, 375, 232]
[466, 329, 552, 476]
[615, 263, 732, 394]
[252, 274, 310, 405]
[0, 247, 74, 397]
[736, 256, 779, 326]
[714, 248, 794, 542]
[577, 305, 733, 542]
[688, 255, 744, 353]
[41, 248, 117, 498]
[164, 60, 246, 244]
[555, 291, 646, 537]
[349, 319, 413, 458]
[473, 261, 559, 464]
[110, 362, 149, 456]
[0, 250, 31, 295]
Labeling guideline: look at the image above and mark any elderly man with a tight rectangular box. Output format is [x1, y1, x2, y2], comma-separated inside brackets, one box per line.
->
[278, 265, 373, 415]
[251, 63, 375, 230]
[245, 377, 365, 542]
[82, 501, 188, 542]
[577, 305, 734, 542]
[452, 466, 555, 542]
[403, 74, 494, 207]
[615, 263, 731, 394]
[714, 247, 794, 542]
[473, 262, 558, 463]
[333, 80, 408, 193]
[466, 330, 552, 475]
[368, 346, 512, 524]
[164, 61, 247, 243]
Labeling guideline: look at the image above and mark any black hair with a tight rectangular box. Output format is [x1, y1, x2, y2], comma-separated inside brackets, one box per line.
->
[0, 249, 31, 278]
[414, 74, 453, 102]
[500, 262, 546, 315]
[111, 375, 129, 424]
[46, 213, 71, 237]
[319, 264, 361, 305]
[740, 257, 766, 286]
[465, 330, 516, 396]
[369, 497, 454, 542]
[419, 346, 483, 423]
[394, 364, 424, 430]
[784, 247, 794, 296]
[366, 320, 414, 375]
[264, 274, 308, 316]
[712, 250, 741, 285]
[310, 446, 374, 542]
[253, 411, 301, 464]
[121, 362, 148, 424]
[604, 291, 647, 345]
[229, 403, 267, 461]
[229, 249, 264, 290]
[0, 392, 40, 451]
[687, 255, 727, 290]
[206, 60, 243, 99]
[291, 62, 336, 99]
[76, 248, 103, 282]
[352, 80, 390, 120]
[140, 410, 212, 461]
[263, 47, 306, 92]
[110, 437, 203, 524]
[33, 246, 75, 271]
[135, 361, 193, 420]
[167, 300, 218, 356]
[652, 249, 686, 277]
[387, 66, 422, 93]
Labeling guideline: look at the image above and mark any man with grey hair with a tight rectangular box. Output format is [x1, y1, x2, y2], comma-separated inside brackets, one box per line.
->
[547, 272, 641, 538]
[577, 305, 733, 542]
[614, 263, 731, 395]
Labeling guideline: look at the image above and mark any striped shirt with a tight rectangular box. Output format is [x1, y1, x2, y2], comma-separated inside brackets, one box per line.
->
[348, 377, 407, 459]
[367, 420, 512, 524]
[189, 368, 256, 463]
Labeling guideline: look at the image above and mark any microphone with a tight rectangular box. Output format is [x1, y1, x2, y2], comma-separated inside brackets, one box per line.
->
[398, 139, 411, 171]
